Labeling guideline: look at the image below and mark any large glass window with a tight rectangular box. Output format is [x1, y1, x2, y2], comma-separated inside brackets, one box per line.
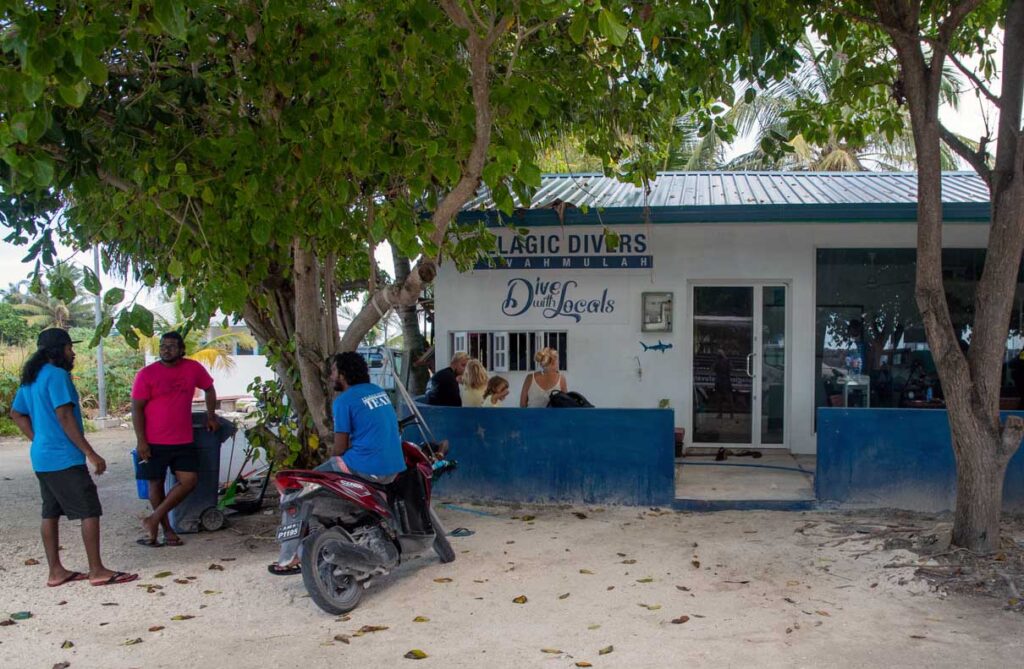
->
[815, 249, 1024, 416]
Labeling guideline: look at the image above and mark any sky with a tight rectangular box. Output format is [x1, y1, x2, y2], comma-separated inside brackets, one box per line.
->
[0, 38, 1004, 313]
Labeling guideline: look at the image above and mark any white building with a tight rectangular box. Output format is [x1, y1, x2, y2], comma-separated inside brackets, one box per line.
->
[434, 171, 1007, 455]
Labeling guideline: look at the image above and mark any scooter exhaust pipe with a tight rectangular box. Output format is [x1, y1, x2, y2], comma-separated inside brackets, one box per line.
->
[321, 539, 388, 573]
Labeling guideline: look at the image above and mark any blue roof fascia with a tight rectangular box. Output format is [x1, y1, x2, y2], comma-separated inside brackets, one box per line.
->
[457, 201, 991, 227]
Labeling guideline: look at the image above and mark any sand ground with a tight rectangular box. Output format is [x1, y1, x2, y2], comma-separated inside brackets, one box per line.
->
[1, 430, 1021, 669]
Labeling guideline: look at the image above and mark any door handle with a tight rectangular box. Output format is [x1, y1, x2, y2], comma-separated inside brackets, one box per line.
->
[746, 353, 755, 378]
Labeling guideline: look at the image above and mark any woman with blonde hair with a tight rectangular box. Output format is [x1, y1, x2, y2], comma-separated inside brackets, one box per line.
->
[460, 358, 489, 407]
[520, 347, 567, 407]
[482, 376, 510, 408]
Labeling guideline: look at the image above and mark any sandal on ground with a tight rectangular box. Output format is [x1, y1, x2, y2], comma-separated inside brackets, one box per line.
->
[163, 536, 184, 547]
[267, 562, 301, 576]
[47, 571, 88, 587]
[91, 571, 139, 586]
[449, 527, 475, 537]
[135, 537, 164, 548]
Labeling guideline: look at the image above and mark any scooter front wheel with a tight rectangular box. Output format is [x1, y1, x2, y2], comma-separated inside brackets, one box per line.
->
[301, 528, 364, 615]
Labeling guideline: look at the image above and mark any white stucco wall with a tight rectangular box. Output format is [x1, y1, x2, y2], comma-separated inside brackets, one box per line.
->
[434, 222, 990, 454]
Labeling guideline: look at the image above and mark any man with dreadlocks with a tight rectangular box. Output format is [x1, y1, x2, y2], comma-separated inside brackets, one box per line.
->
[9, 328, 139, 587]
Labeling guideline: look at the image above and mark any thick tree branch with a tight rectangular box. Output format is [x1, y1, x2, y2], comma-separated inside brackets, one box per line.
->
[341, 5, 502, 351]
[939, 124, 992, 185]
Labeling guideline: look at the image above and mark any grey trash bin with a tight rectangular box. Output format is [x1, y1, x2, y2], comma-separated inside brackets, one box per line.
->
[167, 413, 237, 534]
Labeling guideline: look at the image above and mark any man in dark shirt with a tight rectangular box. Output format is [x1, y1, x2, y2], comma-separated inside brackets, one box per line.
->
[425, 352, 469, 406]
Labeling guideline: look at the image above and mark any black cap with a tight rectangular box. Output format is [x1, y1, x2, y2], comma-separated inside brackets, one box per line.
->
[37, 328, 80, 350]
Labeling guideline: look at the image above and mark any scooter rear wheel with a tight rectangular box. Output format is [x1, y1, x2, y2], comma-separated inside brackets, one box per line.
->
[301, 528, 364, 614]
[429, 507, 456, 564]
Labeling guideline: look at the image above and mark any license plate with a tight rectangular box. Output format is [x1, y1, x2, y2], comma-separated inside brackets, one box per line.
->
[276, 521, 302, 541]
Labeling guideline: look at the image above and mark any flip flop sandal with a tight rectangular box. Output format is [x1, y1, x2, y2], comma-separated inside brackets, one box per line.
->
[135, 537, 164, 548]
[47, 571, 87, 587]
[267, 563, 301, 576]
[163, 536, 184, 547]
[91, 571, 139, 587]
[449, 527, 475, 537]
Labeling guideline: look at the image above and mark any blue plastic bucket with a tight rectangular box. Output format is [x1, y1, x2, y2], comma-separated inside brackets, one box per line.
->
[131, 449, 149, 500]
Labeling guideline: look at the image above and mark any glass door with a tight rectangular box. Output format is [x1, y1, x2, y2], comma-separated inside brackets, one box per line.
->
[691, 285, 787, 447]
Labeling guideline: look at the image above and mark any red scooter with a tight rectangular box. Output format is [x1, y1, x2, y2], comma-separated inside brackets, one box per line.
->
[273, 417, 455, 614]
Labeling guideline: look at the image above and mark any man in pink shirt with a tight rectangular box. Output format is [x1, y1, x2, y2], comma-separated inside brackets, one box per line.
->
[131, 331, 218, 547]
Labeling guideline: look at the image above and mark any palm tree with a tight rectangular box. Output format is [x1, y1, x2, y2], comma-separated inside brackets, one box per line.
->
[136, 290, 257, 371]
[700, 35, 961, 172]
[10, 266, 94, 330]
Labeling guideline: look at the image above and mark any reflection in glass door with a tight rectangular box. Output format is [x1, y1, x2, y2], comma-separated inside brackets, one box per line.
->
[692, 287, 754, 444]
[691, 285, 787, 447]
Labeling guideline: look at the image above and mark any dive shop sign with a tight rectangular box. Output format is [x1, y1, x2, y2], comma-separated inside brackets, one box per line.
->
[475, 230, 653, 270]
[501, 277, 617, 323]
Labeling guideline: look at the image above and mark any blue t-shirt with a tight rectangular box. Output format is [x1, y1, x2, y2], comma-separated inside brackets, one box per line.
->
[333, 383, 404, 477]
[11, 364, 86, 473]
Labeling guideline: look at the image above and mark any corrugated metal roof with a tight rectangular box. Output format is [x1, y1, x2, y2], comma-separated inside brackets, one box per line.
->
[460, 171, 990, 225]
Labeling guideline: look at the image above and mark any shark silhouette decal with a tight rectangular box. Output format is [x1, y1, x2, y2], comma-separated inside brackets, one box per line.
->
[640, 340, 673, 353]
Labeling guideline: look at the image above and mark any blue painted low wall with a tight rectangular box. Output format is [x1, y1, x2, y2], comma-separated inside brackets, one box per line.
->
[407, 406, 676, 506]
[816, 408, 1024, 512]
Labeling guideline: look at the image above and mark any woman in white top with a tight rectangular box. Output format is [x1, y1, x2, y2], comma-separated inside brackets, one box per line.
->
[520, 347, 567, 408]
[460, 358, 489, 407]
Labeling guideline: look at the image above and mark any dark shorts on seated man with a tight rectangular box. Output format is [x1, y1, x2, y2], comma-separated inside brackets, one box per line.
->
[135, 444, 199, 480]
[36, 464, 103, 520]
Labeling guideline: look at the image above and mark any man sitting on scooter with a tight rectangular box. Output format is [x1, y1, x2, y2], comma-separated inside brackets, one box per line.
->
[269, 352, 406, 575]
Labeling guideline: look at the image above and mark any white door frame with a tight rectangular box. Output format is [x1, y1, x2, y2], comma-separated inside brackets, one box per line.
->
[684, 280, 791, 450]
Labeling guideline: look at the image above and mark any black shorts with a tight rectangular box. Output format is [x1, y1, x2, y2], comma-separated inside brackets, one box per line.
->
[136, 444, 199, 481]
[36, 465, 103, 520]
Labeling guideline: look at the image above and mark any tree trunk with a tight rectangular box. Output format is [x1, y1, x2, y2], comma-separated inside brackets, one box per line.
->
[876, 0, 1024, 551]
[292, 240, 334, 442]
[392, 247, 430, 395]
[950, 409, 1011, 550]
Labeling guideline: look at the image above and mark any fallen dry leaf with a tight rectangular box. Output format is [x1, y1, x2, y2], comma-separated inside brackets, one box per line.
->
[621, 559, 637, 565]
[220, 557, 237, 562]
[60, 640, 74, 649]
[0, 620, 16, 627]
[53, 663, 70, 669]
[336, 615, 352, 622]
[599, 645, 614, 655]
[173, 579, 189, 585]
[637, 577, 654, 583]
[541, 648, 563, 654]
[639, 603, 662, 610]
[786, 580, 800, 586]
[433, 577, 453, 584]
[573, 512, 588, 519]
[356, 625, 389, 635]
[149, 626, 165, 632]
[24, 558, 40, 566]
[57, 601, 67, 606]
[816, 610, 830, 617]
[121, 638, 143, 646]
[413, 616, 430, 623]
[154, 571, 172, 578]
[186, 576, 197, 580]
[519, 515, 536, 521]
[558, 593, 570, 600]
[101, 602, 118, 607]
[579, 569, 594, 575]
[203, 590, 221, 595]
[691, 560, 701, 568]
[170, 615, 195, 621]
[576, 663, 593, 668]
[672, 615, 690, 624]
[404, 649, 428, 660]
[512, 595, 528, 604]
[676, 586, 691, 592]
[334, 634, 351, 644]
[208, 564, 224, 571]
[910, 635, 927, 639]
